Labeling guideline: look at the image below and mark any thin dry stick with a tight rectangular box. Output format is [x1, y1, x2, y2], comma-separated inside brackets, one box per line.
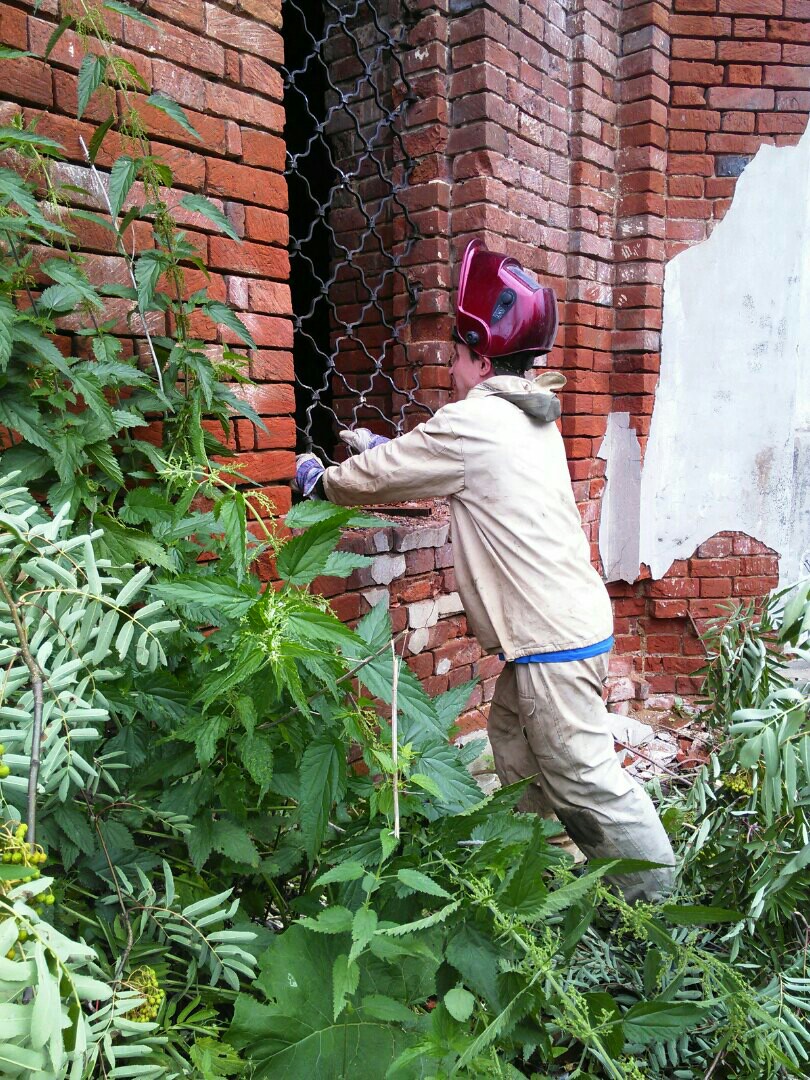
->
[0, 577, 44, 844]
[78, 134, 165, 394]
[703, 1048, 725, 1080]
[390, 639, 400, 840]
[613, 738, 691, 781]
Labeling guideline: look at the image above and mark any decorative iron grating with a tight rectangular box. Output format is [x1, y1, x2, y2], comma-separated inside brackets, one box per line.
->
[282, 0, 431, 463]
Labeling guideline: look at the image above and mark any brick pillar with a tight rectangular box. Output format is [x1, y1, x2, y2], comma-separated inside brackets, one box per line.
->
[564, 0, 622, 564]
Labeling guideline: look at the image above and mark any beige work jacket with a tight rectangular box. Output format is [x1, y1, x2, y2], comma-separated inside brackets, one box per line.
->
[322, 375, 613, 661]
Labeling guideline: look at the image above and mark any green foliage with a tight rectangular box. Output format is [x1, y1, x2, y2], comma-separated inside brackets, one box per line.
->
[0, 10, 807, 1080]
[679, 584, 810, 961]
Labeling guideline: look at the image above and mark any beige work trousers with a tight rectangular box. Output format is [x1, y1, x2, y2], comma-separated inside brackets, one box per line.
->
[488, 654, 676, 903]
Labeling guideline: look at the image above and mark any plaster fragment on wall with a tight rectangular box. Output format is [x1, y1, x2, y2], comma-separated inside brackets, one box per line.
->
[597, 412, 641, 583]
[636, 123, 810, 582]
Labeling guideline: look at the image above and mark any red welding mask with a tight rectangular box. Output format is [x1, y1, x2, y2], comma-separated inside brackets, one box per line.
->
[455, 239, 558, 358]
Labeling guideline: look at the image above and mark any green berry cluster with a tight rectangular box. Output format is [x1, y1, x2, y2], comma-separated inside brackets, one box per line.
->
[721, 771, 754, 796]
[0, 822, 54, 921]
[127, 966, 165, 1023]
[0, 743, 9, 779]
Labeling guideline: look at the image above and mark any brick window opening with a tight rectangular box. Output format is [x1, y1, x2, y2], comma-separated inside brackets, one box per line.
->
[282, 0, 430, 465]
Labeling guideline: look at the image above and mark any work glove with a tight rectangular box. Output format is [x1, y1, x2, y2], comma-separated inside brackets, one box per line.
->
[293, 453, 325, 497]
[339, 427, 390, 454]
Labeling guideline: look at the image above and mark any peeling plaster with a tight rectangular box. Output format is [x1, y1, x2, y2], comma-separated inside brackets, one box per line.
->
[599, 123, 810, 584]
[597, 413, 641, 584]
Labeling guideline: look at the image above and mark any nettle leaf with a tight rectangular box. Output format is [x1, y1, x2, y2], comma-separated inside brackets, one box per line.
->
[104, 0, 157, 25]
[231, 927, 416, 1074]
[397, 868, 450, 899]
[211, 817, 260, 868]
[44, 15, 74, 58]
[444, 987, 475, 1023]
[355, 599, 392, 652]
[146, 92, 202, 140]
[622, 1001, 708, 1045]
[659, 904, 744, 926]
[119, 487, 173, 526]
[77, 53, 107, 118]
[240, 732, 274, 798]
[285, 501, 387, 530]
[433, 680, 477, 733]
[87, 113, 115, 162]
[285, 607, 359, 649]
[107, 155, 137, 220]
[150, 576, 257, 625]
[312, 862, 365, 888]
[177, 712, 228, 766]
[180, 194, 240, 241]
[0, 297, 14, 370]
[214, 491, 248, 582]
[276, 516, 345, 586]
[134, 250, 163, 311]
[299, 735, 346, 862]
[204, 300, 256, 348]
[322, 550, 371, 577]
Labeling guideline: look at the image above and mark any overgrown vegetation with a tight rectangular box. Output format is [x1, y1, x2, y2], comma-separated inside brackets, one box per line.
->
[0, 6, 808, 1077]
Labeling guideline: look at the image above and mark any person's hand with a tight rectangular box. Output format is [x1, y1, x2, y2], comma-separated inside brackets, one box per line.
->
[339, 427, 390, 454]
[293, 453, 325, 497]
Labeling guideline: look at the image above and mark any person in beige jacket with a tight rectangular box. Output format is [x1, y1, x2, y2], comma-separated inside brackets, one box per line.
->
[295, 240, 675, 902]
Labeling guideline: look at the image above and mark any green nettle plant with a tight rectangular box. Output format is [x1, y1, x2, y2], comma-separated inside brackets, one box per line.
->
[0, 6, 808, 1078]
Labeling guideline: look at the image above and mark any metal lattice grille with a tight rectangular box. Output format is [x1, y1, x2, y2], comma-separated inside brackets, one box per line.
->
[283, 0, 431, 463]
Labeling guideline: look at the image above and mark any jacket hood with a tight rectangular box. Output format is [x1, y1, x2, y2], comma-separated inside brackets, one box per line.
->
[467, 371, 566, 422]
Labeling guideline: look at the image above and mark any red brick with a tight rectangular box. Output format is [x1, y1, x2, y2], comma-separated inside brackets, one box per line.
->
[696, 535, 734, 557]
[249, 351, 294, 382]
[331, 593, 362, 622]
[123, 15, 224, 76]
[706, 86, 775, 108]
[1, 55, 53, 106]
[729, 64, 763, 84]
[207, 160, 287, 209]
[646, 634, 682, 653]
[690, 557, 741, 576]
[209, 237, 288, 279]
[671, 61, 724, 85]
[231, 382, 294, 416]
[768, 20, 810, 42]
[650, 599, 689, 618]
[434, 638, 482, 669]
[764, 65, 810, 87]
[741, 555, 779, 574]
[241, 129, 286, 171]
[239, 0, 283, 27]
[244, 206, 288, 245]
[395, 577, 437, 604]
[700, 578, 733, 597]
[148, 0, 205, 28]
[671, 15, 733, 35]
[717, 40, 781, 61]
[718, 0, 782, 12]
[203, 5, 283, 60]
[234, 447, 295, 481]
[648, 578, 700, 598]
[0, 4, 27, 48]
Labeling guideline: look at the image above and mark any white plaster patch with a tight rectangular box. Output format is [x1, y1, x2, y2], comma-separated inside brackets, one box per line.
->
[600, 123, 810, 583]
[597, 413, 641, 583]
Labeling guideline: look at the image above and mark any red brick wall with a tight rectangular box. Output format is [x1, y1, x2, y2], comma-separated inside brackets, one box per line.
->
[0, 0, 294, 522]
[0, 0, 804, 723]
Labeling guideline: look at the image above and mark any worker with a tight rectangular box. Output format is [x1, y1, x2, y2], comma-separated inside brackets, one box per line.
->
[294, 239, 675, 902]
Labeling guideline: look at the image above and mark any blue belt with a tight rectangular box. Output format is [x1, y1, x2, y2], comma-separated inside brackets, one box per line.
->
[500, 635, 614, 664]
